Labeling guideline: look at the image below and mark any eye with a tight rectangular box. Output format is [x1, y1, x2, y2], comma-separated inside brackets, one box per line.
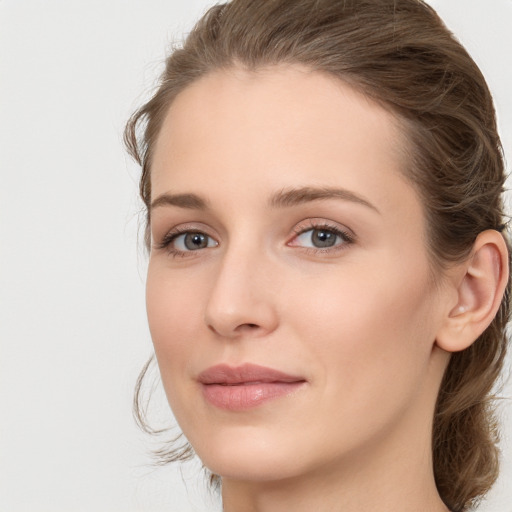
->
[296, 228, 339, 248]
[157, 229, 219, 257]
[173, 232, 217, 251]
[289, 223, 354, 251]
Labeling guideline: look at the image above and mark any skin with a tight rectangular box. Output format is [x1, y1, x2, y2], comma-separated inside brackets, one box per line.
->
[147, 65, 459, 512]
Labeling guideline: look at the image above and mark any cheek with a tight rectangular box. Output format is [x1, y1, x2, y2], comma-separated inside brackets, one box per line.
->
[285, 257, 437, 402]
[145, 260, 211, 429]
[145, 261, 202, 374]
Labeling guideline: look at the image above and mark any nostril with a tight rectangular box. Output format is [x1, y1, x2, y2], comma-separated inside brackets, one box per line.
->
[235, 323, 260, 333]
[207, 322, 260, 336]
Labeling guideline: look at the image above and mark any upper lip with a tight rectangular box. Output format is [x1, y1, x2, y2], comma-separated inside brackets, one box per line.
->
[197, 363, 305, 385]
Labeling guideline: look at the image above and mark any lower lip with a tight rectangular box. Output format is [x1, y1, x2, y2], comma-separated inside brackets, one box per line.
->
[202, 381, 305, 410]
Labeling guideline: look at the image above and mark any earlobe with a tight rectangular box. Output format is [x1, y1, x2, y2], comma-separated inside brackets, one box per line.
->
[436, 230, 509, 353]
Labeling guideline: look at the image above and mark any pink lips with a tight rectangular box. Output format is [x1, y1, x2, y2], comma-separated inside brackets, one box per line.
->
[198, 363, 306, 410]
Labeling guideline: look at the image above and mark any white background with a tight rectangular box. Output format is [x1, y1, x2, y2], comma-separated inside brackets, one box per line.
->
[1, 1, 511, 511]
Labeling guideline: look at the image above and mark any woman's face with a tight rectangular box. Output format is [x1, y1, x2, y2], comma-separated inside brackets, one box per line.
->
[147, 66, 453, 483]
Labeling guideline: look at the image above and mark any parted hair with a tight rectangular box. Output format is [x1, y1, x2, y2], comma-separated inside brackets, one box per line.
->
[125, 1, 511, 511]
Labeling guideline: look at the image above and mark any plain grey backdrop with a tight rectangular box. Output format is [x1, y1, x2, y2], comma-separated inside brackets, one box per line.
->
[1, 1, 511, 511]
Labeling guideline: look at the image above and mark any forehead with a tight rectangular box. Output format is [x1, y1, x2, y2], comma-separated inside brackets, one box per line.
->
[151, 65, 417, 219]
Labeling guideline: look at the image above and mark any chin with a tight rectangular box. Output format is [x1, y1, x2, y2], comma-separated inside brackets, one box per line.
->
[189, 426, 312, 482]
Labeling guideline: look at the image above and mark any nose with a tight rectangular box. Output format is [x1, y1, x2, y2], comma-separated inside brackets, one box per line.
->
[204, 243, 279, 339]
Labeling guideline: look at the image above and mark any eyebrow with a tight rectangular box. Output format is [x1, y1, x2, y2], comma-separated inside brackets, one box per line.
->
[150, 186, 379, 213]
[151, 193, 209, 211]
[269, 186, 379, 213]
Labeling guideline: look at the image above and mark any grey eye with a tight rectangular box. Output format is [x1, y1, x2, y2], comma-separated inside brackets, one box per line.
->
[296, 228, 342, 248]
[174, 232, 217, 251]
[311, 229, 338, 248]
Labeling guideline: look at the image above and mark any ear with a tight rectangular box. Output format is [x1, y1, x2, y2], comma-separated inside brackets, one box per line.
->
[436, 230, 509, 353]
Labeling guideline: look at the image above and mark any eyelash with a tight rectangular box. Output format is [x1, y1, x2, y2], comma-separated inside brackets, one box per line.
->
[155, 221, 355, 258]
[290, 221, 355, 253]
[156, 226, 216, 258]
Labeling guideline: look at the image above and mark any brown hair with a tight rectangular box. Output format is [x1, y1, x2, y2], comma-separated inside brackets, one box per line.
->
[125, 1, 511, 510]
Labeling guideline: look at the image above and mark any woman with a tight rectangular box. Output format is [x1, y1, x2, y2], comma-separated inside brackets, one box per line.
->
[125, 1, 510, 511]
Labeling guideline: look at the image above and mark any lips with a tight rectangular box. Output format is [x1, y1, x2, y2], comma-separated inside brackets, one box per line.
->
[198, 363, 306, 410]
